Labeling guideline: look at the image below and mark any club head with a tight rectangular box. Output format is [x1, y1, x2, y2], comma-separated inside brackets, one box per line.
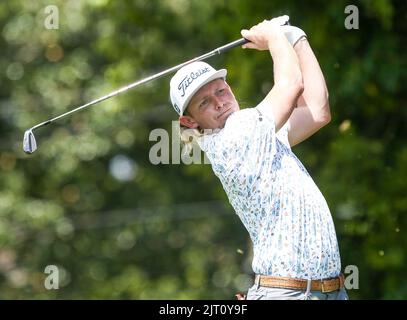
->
[23, 129, 37, 154]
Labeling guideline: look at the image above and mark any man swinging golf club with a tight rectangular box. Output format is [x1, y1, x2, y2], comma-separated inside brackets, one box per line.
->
[169, 16, 348, 300]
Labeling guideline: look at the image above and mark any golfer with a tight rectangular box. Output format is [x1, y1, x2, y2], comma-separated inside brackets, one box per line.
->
[169, 16, 348, 300]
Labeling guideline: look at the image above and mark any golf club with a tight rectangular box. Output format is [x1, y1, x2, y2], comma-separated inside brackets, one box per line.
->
[23, 37, 252, 154]
[23, 16, 291, 155]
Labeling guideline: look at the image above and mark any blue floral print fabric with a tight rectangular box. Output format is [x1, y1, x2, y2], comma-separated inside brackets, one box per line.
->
[197, 105, 341, 279]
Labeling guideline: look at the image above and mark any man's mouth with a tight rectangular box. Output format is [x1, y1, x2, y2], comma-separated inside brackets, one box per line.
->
[217, 108, 231, 119]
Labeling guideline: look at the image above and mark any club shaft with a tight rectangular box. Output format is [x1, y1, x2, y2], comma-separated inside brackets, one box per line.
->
[31, 38, 249, 131]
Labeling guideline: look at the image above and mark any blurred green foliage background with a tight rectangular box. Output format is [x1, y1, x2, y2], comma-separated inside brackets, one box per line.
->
[0, 0, 406, 299]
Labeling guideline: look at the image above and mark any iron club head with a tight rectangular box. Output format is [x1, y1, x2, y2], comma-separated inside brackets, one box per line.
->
[23, 129, 37, 154]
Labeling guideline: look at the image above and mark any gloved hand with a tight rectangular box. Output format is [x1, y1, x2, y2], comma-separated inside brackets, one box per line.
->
[241, 15, 291, 51]
[271, 15, 290, 26]
[282, 25, 307, 46]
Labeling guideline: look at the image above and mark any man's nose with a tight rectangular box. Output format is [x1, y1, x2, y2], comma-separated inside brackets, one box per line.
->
[213, 97, 223, 110]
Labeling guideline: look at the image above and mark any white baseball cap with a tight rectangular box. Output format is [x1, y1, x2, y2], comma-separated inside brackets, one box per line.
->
[170, 61, 227, 115]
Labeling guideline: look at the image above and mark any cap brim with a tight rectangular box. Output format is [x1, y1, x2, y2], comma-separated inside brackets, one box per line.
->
[180, 69, 227, 115]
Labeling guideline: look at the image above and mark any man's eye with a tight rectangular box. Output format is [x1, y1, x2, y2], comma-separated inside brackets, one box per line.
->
[199, 100, 208, 108]
[218, 88, 225, 94]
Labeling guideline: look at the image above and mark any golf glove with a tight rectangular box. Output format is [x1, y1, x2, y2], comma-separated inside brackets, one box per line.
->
[282, 25, 307, 46]
[269, 15, 290, 26]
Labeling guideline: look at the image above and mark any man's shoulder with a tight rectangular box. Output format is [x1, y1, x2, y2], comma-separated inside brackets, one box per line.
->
[224, 107, 257, 128]
[197, 108, 258, 151]
[229, 107, 256, 119]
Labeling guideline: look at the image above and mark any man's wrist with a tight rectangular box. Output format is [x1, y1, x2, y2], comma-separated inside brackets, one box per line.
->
[293, 37, 308, 50]
[267, 28, 289, 51]
[283, 25, 307, 46]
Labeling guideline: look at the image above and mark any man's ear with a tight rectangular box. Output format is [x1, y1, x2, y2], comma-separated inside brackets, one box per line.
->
[179, 115, 199, 129]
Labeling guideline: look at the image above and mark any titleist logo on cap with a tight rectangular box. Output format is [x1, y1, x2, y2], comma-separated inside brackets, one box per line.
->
[178, 67, 210, 97]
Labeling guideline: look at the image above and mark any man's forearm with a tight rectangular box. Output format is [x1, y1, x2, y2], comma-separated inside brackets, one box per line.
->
[294, 38, 330, 121]
[269, 32, 303, 89]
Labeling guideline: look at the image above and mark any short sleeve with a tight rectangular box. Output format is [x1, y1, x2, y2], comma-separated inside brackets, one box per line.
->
[256, 102, 291, 150]
[276, 121, 291, 149]
[197, 108, 278, 187]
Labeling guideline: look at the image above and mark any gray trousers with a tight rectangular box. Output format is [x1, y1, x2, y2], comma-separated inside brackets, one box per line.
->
[246, 284, 349, 300]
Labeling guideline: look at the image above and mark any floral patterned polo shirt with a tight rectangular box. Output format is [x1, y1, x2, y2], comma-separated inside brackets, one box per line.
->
[197, 104, 341, 279]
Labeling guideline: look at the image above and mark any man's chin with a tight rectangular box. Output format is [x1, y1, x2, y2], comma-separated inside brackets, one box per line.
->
[218, 112, 234, 128]
[223, 109, 237, 121]
[202, 110, 237, 130]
